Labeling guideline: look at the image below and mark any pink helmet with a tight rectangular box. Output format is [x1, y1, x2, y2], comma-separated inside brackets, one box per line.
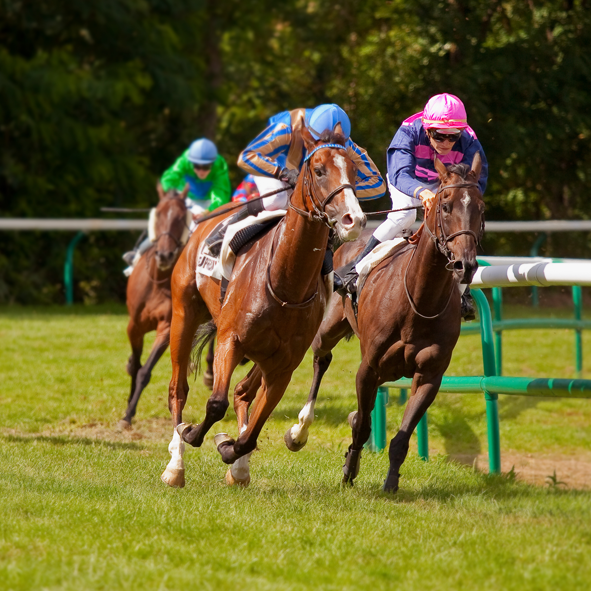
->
[421, 93, 468, 130]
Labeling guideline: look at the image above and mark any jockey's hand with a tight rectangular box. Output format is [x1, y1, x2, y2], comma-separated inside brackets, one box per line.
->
[279, 167, 299, 188]
[421, 190, 436, 215]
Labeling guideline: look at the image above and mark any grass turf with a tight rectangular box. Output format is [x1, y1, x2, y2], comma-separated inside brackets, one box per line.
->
[0, 303, 590, 590]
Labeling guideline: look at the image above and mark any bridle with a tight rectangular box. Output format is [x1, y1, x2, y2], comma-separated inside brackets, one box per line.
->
[404, 179, 485, 319]
[288, 143, 356, 228]
[423, 181, 484, 267]
[146, 192, 191, 283]
[267, 142, 356, 308]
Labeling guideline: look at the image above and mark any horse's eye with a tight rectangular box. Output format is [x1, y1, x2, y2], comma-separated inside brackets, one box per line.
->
[442, 203, 452, 214]
[314, 167, 325, 178]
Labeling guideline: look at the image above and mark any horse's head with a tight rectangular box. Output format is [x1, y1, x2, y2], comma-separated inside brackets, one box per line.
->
[298, 125, 366, 241]
[430, 153, 485, 284]
[150, 183, 192, 271]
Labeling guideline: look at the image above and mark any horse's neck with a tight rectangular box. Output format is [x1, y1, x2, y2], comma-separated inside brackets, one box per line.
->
[268, 207, 328, 303]
[407, 222, 455, 308]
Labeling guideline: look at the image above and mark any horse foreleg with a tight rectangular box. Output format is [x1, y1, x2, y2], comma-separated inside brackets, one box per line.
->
[383, 374, 443, 493]
[217, 371, 292, 469]
[121, 324, 170, 429]
[120, 322, 144, 430]
[162, 291, 202, 488]
[284, 352, 333, 452]
[343, 360, 380, 486]
[203, 338, 215, 390]
[180, 336, 243, 449]
[217, 364, 263, 487]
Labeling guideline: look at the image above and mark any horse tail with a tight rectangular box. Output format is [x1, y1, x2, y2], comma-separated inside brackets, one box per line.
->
[191, 320, 217, 375]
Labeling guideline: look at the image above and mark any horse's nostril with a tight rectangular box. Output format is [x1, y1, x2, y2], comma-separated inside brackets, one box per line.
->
[453, 261, 463, 271]
[342, 214, 353, 227]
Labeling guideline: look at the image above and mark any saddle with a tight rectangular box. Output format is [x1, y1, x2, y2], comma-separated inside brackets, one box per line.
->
[196, 211, 286, 296]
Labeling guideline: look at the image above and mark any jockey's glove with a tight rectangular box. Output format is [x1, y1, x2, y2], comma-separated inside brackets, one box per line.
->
[278, 167, 299, 188]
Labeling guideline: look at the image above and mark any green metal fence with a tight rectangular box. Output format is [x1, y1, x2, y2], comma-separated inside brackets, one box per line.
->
[367, 288, 591, 473]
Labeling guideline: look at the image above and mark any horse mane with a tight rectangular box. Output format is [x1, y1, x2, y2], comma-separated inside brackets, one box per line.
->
[317, 130, 347, 146]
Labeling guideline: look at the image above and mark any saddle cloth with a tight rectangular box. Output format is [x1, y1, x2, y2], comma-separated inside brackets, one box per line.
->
[355, 238, 407, 296]
[196, 210, 286, 282]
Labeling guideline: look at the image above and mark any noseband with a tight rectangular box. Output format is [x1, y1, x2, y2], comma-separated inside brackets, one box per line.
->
[289, 143, 356, 228]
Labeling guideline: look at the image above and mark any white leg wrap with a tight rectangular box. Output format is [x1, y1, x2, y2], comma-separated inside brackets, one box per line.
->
[167, 426, 186, 471]
[290, 400, 315, 443]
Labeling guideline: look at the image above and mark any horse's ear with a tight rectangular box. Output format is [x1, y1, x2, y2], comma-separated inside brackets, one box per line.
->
[181, 183, 190, 199]
[156, 181, 166, 200]
[469, 151, 482, 181]
[434, 157, 448, 179]
[301, 124, 317, 153]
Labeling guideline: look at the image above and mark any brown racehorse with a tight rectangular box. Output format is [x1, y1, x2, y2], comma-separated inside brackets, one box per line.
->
[161, 129, 367, 488]
[119, 184, 192, 429]
[285, 154, 485, 492]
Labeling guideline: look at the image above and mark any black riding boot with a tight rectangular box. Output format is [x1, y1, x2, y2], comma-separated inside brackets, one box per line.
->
[204, 200, 264, 256]
[333, 236, 381, 295]
[461, 286, 476, 321]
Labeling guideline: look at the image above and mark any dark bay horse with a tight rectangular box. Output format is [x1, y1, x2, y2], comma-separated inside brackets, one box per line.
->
[285, 154, 485, 492]
[161, 128, 366, 488]
[119, 184, 192, 429]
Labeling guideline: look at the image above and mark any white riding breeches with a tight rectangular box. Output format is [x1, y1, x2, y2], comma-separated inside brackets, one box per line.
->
[253, 176, 293, 211]
[372, 182, 422, 243]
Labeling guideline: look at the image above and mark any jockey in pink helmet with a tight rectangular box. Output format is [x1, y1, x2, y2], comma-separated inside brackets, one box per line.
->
[334, 93, 488, 320]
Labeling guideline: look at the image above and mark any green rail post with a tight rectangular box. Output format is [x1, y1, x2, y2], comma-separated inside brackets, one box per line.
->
[399, 388, 408, 405]
[530, 232, 547, 307]
[366, 386, 389, 452]
[473, 288, 501, 474]
[573, 285, 583, 378]
[64, 231, 85, 305]
[417, 412, 428, 461]
[492, 287, 503, 376]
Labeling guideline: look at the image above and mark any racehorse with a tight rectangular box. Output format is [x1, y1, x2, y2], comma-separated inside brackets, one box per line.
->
[119, 184, 192, 429]
[284, 154, 485, 492]
[161, 128, 366, 488]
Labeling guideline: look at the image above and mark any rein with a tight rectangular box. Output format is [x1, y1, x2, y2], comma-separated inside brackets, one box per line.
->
[403, 180, 483, 319]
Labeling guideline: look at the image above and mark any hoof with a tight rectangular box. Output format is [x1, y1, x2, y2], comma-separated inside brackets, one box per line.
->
[117, 419, 132, 431]
[161, 467, 185, 488]
[203, 369, 214, 389]
[284, 428, 307, 452]
[383, 472, 401, 494]
[347, 411, 358, 428]
[225, 468, 250, 488]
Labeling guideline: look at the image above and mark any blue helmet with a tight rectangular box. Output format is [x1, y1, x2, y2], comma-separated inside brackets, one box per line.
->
[187, 138, 218, 165]
[308, 104, 351, 140]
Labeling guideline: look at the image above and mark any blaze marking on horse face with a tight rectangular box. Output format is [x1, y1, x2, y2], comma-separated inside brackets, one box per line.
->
[332, 154, 363, 240]
[461, 191, 471, 208]
[333, 154, 357, 207]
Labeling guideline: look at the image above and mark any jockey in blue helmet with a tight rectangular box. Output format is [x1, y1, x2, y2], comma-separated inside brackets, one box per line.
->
[204, 104, 385, 254]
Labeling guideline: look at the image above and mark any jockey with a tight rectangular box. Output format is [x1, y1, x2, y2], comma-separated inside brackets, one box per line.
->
[161, 137, 231, 218]
[334, 93, 488, 320]
[203, 104, 386, 254]
[122, 138, 231, 274]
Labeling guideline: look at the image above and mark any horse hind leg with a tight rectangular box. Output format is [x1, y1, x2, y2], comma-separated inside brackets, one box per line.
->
[343, 360, 379, 486]
[202, 338, 215, 390]
[284, 352, 333, 452]
[120, 322, 144, 430]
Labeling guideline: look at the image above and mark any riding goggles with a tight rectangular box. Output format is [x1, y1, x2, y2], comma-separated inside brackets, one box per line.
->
[429, 129, 462, 143]
[193, 164, 212, 172]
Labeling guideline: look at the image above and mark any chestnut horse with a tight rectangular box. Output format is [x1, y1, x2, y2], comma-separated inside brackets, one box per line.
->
[285, 154, 485, 492]
[161, 129, 366, 488]
[119, 184, 192, 429]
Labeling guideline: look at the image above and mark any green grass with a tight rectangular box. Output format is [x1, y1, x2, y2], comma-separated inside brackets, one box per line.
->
[1, 304, 591, 591]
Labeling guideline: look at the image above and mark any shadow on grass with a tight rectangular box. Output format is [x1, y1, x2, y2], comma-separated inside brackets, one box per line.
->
[3, 433, 145, 451]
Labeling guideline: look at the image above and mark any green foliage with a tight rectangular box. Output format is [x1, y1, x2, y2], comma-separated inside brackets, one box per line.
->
[2, 1, 591, 303]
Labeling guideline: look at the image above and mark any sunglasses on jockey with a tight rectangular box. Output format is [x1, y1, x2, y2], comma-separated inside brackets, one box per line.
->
[193, 163, 212, 172]
[429, 129, 462, 143]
